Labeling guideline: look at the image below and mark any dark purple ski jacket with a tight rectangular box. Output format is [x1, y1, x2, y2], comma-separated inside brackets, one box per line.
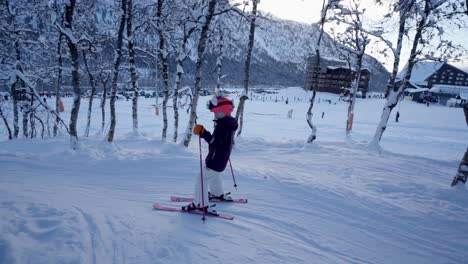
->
[200, 116, 238, 172]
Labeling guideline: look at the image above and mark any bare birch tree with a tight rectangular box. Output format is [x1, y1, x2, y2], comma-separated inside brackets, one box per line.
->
[99, 70, 110, 132]
[0, 99, 12, 140]
[451, 102, 468, 187]
[370, 0, 467, 148]
[63, 0, 82, 148]
[127, 0, 139, 135]
[182, 0, 218, 147]
[3, 0, 21, 138]
[215, 26, 225, 90]
[329, 0, 370, 134]
[156, 0, 170, 141]
[108, 0, 127, 143]
[235, 0, 259, 137]
[172, 1, 198, 143]
[304, 0, 341, 143]
[377, 0, 416, 98]
[83, 49, 97, 137]
[54, 33, 64, 137]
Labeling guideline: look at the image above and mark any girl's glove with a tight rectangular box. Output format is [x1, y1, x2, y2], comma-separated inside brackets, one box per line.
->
[193, 125, 205, 135]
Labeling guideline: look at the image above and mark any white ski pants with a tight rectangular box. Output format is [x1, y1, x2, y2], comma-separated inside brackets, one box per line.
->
[194, 168, 224, 206]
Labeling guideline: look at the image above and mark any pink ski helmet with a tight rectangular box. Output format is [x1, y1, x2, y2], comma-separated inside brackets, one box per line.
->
[207, 95, 234, 116]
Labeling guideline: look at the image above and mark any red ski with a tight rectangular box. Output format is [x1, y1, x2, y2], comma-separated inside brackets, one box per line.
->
[170, 196, 248, 204]
[152, 204, 234, 220]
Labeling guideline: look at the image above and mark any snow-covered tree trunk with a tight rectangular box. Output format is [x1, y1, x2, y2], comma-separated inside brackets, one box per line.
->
[216, 30, 224, 89]
[100, 72, 109, 132]
[384, 5, 409, 98]
[452, 103, 468, 186]
[11, 40, 21, 138]
[183, 0, 217, 147]
[54, 35, 63, 137]
[306, 90, 317, 143]
[22, 104, 29, 138]
[156, 0, 170, 141]
[107, 0, 127, 143]
[236, 0, 259, 137]
[173, 23, 195, 143]
[127, 0, 139, 135]
[370, 0, 431, 148]
[5, 0, 19, 138]
[173, 62, 182, 143]
[64, 0, 81, 149]
[83, 50, 97, 137]
[29, 96, 35, 138]
[0, 104, 12, 140]
[306, 0, 330, 143]
[346, 45, 366, 134]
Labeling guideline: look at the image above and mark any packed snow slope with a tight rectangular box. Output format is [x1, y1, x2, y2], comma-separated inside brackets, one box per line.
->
[1, 87, 467, 264]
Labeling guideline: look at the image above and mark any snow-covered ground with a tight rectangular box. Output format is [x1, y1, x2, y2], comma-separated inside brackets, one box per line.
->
[1, 87, 467, 264]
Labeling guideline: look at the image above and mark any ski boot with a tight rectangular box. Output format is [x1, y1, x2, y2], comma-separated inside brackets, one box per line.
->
[181, 202, 218, 215]
[209, 192, 233, 201]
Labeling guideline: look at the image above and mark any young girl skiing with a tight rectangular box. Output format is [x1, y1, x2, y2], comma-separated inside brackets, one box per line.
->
[182, 91, 238, 214]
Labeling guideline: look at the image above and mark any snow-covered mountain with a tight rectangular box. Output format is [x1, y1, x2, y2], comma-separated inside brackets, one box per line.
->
[181, 12, 387, 90]
[185, 13, 390, 91]
[22, 1, 389, 92]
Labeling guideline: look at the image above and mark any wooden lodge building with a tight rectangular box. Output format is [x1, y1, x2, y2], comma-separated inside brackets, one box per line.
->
[304, 55, 371, 97]
[399, 61, 468, 107]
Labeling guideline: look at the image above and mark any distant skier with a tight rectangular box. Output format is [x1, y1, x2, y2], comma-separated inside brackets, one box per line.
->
[396, 111, 400, 122]
[182, 91, 238, 214]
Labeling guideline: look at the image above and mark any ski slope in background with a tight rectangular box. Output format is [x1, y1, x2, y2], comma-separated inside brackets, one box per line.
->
[1, 87, 467, 264]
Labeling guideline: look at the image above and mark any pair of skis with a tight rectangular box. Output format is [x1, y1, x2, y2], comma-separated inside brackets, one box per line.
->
[153, 196, 248, 220]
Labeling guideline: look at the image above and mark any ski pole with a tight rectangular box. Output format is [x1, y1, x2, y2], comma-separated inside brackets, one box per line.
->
[228, 159, 237, 190]
[198, 135, 206, 222]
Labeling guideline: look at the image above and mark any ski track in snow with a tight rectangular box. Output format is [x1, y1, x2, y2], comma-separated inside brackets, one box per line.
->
[1, 88, 468, 263]
[1, 137, 467, 263]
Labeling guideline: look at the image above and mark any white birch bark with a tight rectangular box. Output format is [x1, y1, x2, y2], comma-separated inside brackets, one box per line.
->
[54, 34, 63, 137]
[236, 0, 259, 137]
[346, 45, 366, 134]
[0, 104, 12, 140]
[11, 50, 20, 138]
[173, 23, 196, 142]
[452, 103, 468, 186]
[6, 0, 20, 138]
[370, 0, 431, 148]
[156, 0, 170, 141]
[127, 0, 139, 135]
[216, 30, 224, 89]
[64, 0, 81, 149]
[182, 0, 218, 147]
[83, 50, 96, 137]
[173, 62, 182, 143]
[306, 0, 330, 143]
[107, 0, 127, 143]
[100, 72, 109, 133]
[383, 2, 411, 98]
